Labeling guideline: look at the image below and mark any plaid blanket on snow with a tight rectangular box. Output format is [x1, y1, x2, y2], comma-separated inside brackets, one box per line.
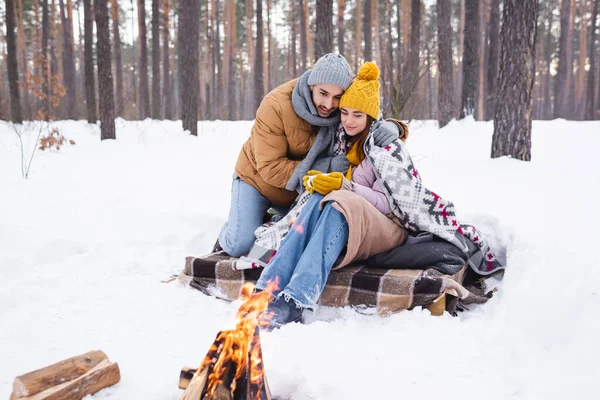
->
[178, 252, 493, 315]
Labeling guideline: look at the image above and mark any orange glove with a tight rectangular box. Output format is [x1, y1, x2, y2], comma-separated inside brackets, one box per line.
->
[302, 170, 324, 194]
[312, 172, 344, 195]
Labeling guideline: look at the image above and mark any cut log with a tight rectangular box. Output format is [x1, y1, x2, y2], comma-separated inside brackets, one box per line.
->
[12, 350, 108, 398]
[10, 359, 120, 400]
[179, 366, 197, 390]
[426, 294, 447, 316]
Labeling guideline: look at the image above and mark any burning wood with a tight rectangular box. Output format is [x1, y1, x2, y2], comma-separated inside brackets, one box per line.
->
[181, 282, 277, 400]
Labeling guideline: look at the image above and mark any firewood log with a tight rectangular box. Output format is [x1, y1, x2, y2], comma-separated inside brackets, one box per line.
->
[12, 350, 109, 398]
[11, 359, 120, 400]
[179, 367, 197, 390]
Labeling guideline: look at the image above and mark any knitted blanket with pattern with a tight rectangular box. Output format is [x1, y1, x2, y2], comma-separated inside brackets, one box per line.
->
[241, 135, 506, 277]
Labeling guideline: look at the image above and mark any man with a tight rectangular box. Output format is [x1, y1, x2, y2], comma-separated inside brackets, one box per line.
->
[217, 53, 401, 257]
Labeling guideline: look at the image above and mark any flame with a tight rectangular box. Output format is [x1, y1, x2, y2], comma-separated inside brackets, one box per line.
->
[197, 279, 279, 398]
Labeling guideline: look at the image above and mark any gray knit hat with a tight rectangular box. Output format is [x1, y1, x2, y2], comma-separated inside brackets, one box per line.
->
[307, 53, 354, 91]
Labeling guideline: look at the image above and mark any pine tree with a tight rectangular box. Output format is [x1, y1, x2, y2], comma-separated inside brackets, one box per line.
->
[299, 0, 307, 70]
[491, 0, 538, 160]
[178, 0, 199, 135]
[162, 0, 172, 119]
[555, 0, 572, 118]
[151, 0, 161, 118]
[83, 0, 97, 122]
[363, 0, 372, 61]
[585, 0, 599, 119]
[5, 0, 22, 122]
[315, 0, 333, 60]
[437, 0, 454, 128]
[59, 0, 76, 119]
[337, 0, 345, 55]
[255, 0, 265, 111]
[137, 0, 151, 119]
[460, 0, 480, 118]
[110, 0, 124, 117]
[95, 0, 116, 139]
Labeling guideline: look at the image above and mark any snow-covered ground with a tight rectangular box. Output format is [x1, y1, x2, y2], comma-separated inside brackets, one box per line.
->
[1, 117, 599, 399]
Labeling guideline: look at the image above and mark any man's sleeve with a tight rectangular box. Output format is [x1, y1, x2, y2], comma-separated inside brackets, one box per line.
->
[252, 98, 300, 189]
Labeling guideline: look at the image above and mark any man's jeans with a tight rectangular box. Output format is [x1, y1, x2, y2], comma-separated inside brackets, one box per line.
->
[218, 177, 271, 257]
[255, 193, 349, 309]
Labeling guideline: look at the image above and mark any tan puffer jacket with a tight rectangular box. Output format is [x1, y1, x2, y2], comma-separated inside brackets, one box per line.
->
[235, 78, 319, 207]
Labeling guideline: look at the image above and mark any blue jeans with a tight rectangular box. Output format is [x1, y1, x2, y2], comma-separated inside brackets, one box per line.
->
[218, 177, 271, 257]
[255, 193, 349, 309]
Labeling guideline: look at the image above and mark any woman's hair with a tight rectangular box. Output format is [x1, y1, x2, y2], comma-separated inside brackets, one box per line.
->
[346, 115, 375, 163]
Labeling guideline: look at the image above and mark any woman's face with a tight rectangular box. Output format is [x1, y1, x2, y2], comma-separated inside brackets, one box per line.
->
[340, 107, 367, 136]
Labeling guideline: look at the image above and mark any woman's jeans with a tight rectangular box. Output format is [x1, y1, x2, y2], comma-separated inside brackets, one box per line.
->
[255, 193, 349, 309]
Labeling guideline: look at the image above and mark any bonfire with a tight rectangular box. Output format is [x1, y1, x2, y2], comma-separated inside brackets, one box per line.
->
[180, 281, 278, 400]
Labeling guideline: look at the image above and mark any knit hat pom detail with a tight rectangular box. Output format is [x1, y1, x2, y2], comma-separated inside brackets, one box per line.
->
[357, 62, 379, 81]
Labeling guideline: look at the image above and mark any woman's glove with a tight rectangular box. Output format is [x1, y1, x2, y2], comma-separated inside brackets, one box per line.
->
[302, 170, 323, 194]
[311, 172, 353, 195]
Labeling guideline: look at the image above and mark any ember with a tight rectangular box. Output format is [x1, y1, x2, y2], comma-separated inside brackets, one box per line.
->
[181, 281, 277, 400]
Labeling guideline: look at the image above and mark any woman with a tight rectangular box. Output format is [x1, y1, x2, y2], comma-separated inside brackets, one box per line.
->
[254, 62, 409, 329]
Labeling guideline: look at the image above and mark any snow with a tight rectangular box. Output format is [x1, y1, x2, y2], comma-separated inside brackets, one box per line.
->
[1, 117, 599, 399]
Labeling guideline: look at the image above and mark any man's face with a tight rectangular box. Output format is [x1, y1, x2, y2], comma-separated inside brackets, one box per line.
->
[310, 84, 344, 117]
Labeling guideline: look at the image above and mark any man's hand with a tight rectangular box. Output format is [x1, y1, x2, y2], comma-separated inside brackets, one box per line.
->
[372, 120, 400, 147]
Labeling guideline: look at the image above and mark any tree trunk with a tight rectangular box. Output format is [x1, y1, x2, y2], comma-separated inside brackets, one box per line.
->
[585, 0, 599, 119]
[315, 0, 333, 60]
[337, 0, 344, 55]
[437, 0, 454, 128]
[137, 0, 150, 119]
[485, 0, 500, 120]
[41, 0, 50, 120]
[299, 0, 307, 70]
[459, 0, 480, 118]
[59, 0, 77, 119]
[576, 0, 588, 119]
[163, 0, 172, 119]
[476, 0, 488, 120]
[491, 0, 537, 161]
[215, 0, 223, 116]
[246, 0, 254, 117]
[151, 0, 161, 118]
[109, 0, 124, 117]
[542, 1, 554, 119]
[227, 0, 236, 119]
[5, 0, 22, 122]
[95, 0, 116, 139]
[401, 0, 421, 108]
[178, 0, 199, 135]
[555, 0, 571, 118]
[255, 0, 265, 111]
[266, 0, 271, 90]
[16, 0, 32, 119]
[566, 0, 577, 116]
[83, 0, 96, 122]
[363, 0, 372, 61]
[381, 0, 393, 102]
[305, 0, 313, 65]
[355, 0, 361, 69]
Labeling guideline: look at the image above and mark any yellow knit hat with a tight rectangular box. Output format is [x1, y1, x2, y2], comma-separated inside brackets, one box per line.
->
[339, 61, 380, 120]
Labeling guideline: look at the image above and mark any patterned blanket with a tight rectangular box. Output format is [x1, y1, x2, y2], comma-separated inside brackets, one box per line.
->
[366, 136, 505, 275]
[241, 135, 506, 277]
[178, 252, 494, 315]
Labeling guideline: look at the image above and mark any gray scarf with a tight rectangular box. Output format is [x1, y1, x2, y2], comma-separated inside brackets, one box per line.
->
[286, 71, 340, 192]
